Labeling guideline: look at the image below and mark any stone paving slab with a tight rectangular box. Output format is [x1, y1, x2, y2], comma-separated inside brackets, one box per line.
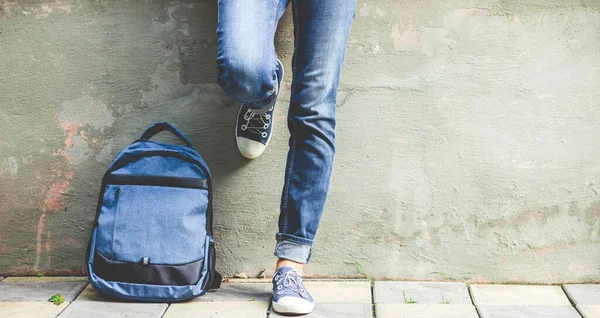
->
[470, 285, 571, 306]
[189, 282, 272, 302]
[227, 278, 272, 283]
[563, 285, 600, 305]
[375, 304, 478, 318]
[304, 281, 372, 304]
[188, 280, 372, 304]
[57, 285, 168, 318]
[69, 285, 112, 301]
[58, 300, 168, 318]
[269, 281, 372, 317]
[164, 301, 269, 318]
[0, 301, 70, 318]
[578, 305, 600, 318]
[270, 303, 372, 318]
[0, 281, 87, 302]
[374, 281, 471, 304]
[2, 276, 88, 283]
[477, 306, 582, 318]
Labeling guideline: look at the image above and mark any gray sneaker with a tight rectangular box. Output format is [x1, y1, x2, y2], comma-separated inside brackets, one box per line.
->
[272, 267, 314, 315]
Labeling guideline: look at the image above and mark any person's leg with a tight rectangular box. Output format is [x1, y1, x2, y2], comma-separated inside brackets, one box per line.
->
[275, 0, 356, 267]
[216, 0, 287, 107]
[217, 0, 289, 159]
[271, 0, 356, 314]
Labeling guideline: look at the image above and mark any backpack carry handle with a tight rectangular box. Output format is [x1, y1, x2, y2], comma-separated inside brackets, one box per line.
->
[140, 122, 194, 148]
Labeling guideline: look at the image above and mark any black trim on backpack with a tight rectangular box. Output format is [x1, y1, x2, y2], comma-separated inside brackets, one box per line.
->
[202, 240, 222, 290]
[94, 251, 203, 286]
[105, 174, 208, 190]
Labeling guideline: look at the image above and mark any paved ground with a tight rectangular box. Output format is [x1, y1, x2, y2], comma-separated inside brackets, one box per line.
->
[0, 277, 598, 317]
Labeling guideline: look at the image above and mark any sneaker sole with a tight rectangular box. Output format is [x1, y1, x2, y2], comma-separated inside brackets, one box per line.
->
[272, 299, 314, 315]
[235, 59, 284, 159]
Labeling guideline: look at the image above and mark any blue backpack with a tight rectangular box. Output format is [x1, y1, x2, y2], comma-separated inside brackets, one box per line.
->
[86, 122, 221, 302]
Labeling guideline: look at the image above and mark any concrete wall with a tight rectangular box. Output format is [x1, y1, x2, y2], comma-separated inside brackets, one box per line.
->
[1, 0, 599, 283]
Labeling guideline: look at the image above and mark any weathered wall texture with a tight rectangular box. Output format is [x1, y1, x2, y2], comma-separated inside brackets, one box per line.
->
[1, 0, 599, 283]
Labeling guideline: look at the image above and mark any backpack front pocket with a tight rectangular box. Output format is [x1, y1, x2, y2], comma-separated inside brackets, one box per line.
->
[95, 174, 209, 268]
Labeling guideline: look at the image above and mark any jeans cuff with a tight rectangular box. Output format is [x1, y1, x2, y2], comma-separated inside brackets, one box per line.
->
[244, 93, 275, 114]
[274, 235, 313, 264]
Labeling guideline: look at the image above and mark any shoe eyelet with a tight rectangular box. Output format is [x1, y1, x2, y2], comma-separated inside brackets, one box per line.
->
[261, 132, 267, 138]
[277, 285, 282, 290]
[241, 124, 247, 130]
[263, 124, 269, 129]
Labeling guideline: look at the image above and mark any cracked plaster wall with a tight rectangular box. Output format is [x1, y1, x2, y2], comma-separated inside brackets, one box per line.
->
[0, 0, 599, 282]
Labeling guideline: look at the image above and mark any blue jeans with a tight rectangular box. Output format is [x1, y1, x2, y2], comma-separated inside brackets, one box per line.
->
[216, 0, 356, 264]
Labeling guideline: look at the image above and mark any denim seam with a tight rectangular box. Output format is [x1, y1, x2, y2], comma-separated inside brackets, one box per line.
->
[281, 135, 296, 234]
[270, 0, 281, 97]
[281, 0, 300, 234]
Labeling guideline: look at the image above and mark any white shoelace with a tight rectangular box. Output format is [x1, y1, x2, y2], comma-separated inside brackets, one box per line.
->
[241, 79, 278, 139]
[275, 271, 307, 297]
[241, 107, 272, 138]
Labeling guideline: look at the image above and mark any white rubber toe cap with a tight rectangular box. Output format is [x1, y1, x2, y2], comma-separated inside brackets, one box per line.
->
[272, 297, 314, 315]
[236, 137, 267, 159]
